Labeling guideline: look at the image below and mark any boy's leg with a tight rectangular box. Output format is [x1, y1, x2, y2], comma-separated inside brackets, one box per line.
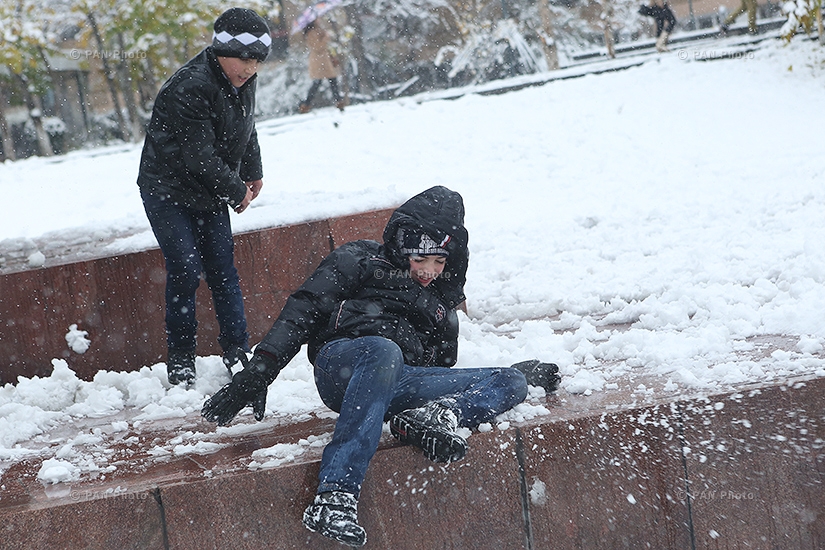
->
[196, 206, 249, 358]
[305, 336, 402, 546]
[387, 366, 527, 462]
[313, 336, 404, 496]
[141, 191, 201, 350]
[388, 366, 528, 428]
[140, 190, 201, 384]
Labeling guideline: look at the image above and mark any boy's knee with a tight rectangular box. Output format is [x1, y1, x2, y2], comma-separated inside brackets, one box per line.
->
[363, 337, 403, 362]
[168, 254, 202, 277]
[353, 336, 404, 375]
[168, 266, 201, 291]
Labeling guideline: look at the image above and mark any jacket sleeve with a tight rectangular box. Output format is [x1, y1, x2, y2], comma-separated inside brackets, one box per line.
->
[255, 242, 371, 370]
[167, 74, 248, 207]
[239, 125, 263, 182]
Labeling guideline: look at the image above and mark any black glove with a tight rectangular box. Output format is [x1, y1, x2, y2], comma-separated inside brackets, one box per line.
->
[202, 352, 279, 426]
[511, 360, 561, 393]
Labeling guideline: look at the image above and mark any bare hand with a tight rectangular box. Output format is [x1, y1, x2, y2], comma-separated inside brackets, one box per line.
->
[247, 179, 263, 200]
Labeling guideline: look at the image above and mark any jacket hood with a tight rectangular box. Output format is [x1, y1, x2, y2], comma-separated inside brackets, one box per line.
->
[383, 186, 469, 308]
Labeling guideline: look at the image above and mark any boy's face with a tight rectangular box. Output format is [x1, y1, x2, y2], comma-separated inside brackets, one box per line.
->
[217, 56, 259, 88]
[409, 255, 447, 287]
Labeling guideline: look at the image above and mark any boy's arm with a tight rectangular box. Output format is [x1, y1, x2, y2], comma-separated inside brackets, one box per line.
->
[168, 77, 248, 208]
[202, 243, 371, 425]
[255, 242, 370, 369]
[239, 125, 263, 183]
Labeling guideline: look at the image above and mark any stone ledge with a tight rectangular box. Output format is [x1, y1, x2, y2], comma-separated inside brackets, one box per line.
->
[1, 375, 822, 549]
[0, 208, 395, 385]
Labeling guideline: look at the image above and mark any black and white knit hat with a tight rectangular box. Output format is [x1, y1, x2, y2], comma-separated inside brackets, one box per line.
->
[397, 227, 451, 257]
[212, 8, 272, 61]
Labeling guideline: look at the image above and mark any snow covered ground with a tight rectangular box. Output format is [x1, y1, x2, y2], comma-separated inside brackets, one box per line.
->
[3, 36, 825, 485]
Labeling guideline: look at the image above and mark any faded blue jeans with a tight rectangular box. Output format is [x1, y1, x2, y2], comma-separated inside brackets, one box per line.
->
[141, 189, 249, 354]
[313, 336, 528, 497]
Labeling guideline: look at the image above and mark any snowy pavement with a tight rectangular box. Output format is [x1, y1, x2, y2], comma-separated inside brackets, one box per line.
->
[3, 36, 825, 488]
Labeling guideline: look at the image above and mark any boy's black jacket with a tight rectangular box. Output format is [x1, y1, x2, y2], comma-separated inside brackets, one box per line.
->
[257, 186, 470, 370]
[137, 47, 263, 212]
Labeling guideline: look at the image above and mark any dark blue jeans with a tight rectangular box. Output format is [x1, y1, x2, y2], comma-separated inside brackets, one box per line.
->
[141, 189, 248, 354]
[313, 336, 528, 497]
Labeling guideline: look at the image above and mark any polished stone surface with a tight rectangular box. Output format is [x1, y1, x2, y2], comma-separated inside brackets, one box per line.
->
[0, 208, 394, 384]
[682, 380, 825, 548]
[2, 374, 822, 549]
[522, 403, 692, 549]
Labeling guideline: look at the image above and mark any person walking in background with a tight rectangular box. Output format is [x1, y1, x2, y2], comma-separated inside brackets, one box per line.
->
[136, 8, 271, 386]
[299, 20, 345, 113]
[201, 186, 560, 547]
[720, 0, 758, 34]
[639, 0, 677, 52]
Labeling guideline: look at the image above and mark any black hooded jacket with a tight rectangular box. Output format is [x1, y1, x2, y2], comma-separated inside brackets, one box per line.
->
[256, 186, 469, 370]
[137, 47, 263, 212]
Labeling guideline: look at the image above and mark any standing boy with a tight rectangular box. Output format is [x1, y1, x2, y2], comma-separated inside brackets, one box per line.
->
[137, 8, 271, 385]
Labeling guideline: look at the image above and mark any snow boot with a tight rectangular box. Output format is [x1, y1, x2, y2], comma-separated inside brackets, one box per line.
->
[511, 360, 561, 393]
[336, 99, 347, 111]
[298, 102, 312, 114]
[222, 345, 249, 374]
[167, 349, 196, 385]
[655, 31, 670, 52]
[390, 401, 467, 463]
[302, 491, 367, 547]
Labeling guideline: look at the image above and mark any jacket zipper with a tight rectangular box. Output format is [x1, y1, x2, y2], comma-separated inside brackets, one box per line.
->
[334, 301, 346, 330]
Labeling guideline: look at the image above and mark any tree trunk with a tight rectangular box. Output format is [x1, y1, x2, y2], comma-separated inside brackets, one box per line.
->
[30, 96, 53, 156]
[0, 85, 16, 161]
[117, 33, 143, 140]
[87, 12, 132, 142]
[602, 3, 616, 60]
[537, 0, 560, 70]
[603, 25, 615, 59]
[601, 1, 616, 59]
[15, 77, 53, 157]
[75, 71, 92, 139]
[343, 4, 371, 95]
[327, 19, 350, 104]
[139, 56, 158, 108]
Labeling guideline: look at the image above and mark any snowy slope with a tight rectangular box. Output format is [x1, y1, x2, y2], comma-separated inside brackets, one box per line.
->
[3, 37, 825, 484]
